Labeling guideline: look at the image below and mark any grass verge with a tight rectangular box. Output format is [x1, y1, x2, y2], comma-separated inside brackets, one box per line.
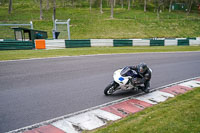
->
[0, 46, 200, 61]
[89, 87, 200, 133]
[0, 3, 200, 39]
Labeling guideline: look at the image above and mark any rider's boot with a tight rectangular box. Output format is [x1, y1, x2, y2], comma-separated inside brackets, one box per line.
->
[143, 81, 150, 93]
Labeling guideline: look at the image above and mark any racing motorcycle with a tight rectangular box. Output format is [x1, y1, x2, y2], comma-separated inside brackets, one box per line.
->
[104, 66, 152, 96]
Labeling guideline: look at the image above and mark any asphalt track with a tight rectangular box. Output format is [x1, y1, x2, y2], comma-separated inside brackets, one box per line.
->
[0, 52, 200, 132]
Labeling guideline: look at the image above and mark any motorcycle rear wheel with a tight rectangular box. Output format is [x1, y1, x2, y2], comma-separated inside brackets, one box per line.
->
[104, 81, 119, 96]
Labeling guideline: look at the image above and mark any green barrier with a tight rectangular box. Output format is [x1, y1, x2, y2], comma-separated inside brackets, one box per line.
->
[3, 39, 18, 42]
[178, 40, 189, 46]
[0, 41, 33, 50]
[150, 40, 164, 46]
[114, 40, 132, 47]
[65, 40, 91, 48]
[187, 38, 196, 40]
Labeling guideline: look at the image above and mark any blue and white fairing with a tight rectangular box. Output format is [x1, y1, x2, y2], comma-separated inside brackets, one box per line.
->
[113, 69, 129, 85]
[113, 67, 138, 90]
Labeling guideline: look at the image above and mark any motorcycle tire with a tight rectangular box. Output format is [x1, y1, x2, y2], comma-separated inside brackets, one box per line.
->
[104, 81, 118, 96]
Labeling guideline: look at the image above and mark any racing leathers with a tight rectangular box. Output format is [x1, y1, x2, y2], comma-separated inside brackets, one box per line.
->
[129, 65, 152, 93]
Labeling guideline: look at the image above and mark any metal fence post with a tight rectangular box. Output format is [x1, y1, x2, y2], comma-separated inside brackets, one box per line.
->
[0, 22, 34, 29]
[55, 19, 57, 31]
[67, 19, 71, 40]
[54, 19, 71, 40]
[30, 21, 33, 29]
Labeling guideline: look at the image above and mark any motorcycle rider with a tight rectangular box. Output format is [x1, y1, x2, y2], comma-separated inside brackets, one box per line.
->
[129, 62, 151, 93]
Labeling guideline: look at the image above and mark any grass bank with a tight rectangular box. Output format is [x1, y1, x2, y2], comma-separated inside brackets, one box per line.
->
[0, 0, 200, 39]
[0, 46, 200, 61]
[89, 87, 200, 133]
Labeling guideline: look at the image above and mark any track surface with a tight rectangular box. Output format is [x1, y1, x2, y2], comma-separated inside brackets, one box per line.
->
[0, 52, 200, 132]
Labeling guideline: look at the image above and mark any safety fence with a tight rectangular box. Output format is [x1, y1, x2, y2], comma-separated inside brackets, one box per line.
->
[0, 38, 200, 50]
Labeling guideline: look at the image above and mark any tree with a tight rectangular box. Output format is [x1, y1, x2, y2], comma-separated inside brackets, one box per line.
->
[156, 0, 164, 19]
[128, 0, 131, 10]
[62, 0, 66, 7]
[0, 0, 7, 5]
[187, 0, 194, 15]
[111, 0, 114, 18]
[53, 0, 56, 21]
[72, 0, 74, 7]
[107, 0, 110, 7]
[144, 0, 147, 12]
[40, 0, 43, 20]
[46, 0, 49, 10]
[132, 0, 135, 8]
[100, 0, 103, 14]
[121, 0, 124, 8]
[8, 0, 12, 14]
[90, 0, 92, 11]
[169, 0, 173, 12]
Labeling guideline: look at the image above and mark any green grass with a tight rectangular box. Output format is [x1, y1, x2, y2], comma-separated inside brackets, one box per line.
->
[89, 87, 200, 133]
[0, 46, 200, 61]
[0, 0, 199, 39]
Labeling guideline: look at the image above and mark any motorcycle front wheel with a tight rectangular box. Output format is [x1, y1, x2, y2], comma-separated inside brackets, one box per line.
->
[104, 81, 119, 96]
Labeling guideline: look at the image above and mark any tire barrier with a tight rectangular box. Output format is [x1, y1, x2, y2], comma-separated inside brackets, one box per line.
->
[65, 38, 200, 48]
[0, 38, 199, 50]
[0, 40, 33, 50]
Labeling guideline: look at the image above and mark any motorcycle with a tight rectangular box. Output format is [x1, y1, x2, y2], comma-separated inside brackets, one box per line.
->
[104, 66, 152, 96]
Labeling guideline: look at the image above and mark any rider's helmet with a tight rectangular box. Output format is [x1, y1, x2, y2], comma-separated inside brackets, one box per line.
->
[137, 62, 148, 74]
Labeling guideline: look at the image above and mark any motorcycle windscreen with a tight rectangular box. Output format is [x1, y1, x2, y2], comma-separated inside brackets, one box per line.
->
[120, 67, 138, 77]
